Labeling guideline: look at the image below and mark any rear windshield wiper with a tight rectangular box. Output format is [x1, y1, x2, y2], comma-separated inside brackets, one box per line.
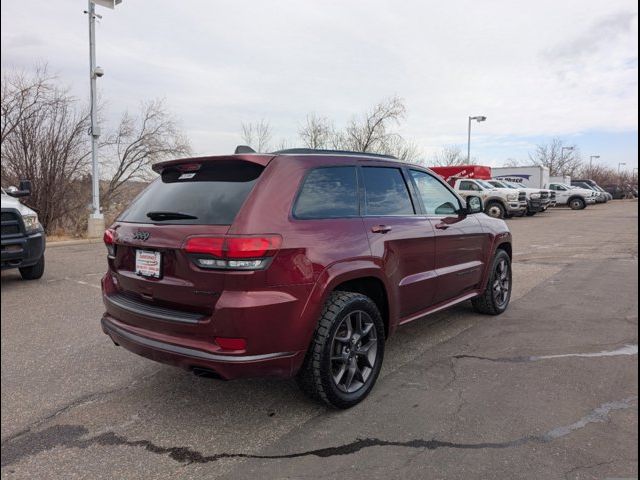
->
[146, 211, 198, 221]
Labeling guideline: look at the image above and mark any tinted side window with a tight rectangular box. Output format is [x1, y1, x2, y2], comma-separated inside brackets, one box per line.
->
[294, 167, 358, 218]
[362, 167, 414, 216]
[410, 170, 460, 215]
[459, 181, 478, 191]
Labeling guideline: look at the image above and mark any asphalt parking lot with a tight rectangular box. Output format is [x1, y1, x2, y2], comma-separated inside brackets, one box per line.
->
[1, 201, 638, 479]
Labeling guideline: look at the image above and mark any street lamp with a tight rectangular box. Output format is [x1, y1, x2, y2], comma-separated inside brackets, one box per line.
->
[589, 155, 600, 169]
[467, 115, 487, 164]
[86, 0, 122, 238]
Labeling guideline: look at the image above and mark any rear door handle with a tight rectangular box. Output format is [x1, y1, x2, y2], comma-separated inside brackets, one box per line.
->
[371, 225, 392, 234]
[435, 222, 450, 230]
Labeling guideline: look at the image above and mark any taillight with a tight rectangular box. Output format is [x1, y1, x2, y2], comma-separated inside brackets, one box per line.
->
[184, 235, 281, 270]
[103, 228, 116, 258]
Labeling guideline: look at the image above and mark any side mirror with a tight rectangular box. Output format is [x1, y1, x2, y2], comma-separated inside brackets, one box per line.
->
[465, 195, 483, 214]
[18, 179, 32, 194]
[7, 180, 32, 198]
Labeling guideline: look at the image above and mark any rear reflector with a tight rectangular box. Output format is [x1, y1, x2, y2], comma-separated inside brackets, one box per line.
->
[214, 337, 247, 351]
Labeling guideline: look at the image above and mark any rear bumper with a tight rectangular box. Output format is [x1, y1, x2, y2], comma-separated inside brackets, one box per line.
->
[102, 314, 304, 379]
[1, 231, 45, 270]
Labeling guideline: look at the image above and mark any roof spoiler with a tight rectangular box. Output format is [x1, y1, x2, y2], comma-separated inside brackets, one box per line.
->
[234, 145, 256, 154]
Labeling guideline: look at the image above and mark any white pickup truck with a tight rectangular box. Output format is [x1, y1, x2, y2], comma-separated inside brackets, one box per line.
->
[448, 178, 527, 219]
[548, 183, 598, 210]
[488, 179, 552, 216]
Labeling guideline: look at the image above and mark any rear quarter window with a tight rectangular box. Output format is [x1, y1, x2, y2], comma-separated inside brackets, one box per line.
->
[293, 166, 359, 219]
[118, 161, 263, 225]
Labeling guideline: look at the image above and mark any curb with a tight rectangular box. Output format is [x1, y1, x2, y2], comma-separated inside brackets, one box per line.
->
[47, 238, 103, 248]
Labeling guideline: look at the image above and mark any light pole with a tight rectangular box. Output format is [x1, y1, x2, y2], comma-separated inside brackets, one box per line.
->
[86, 0, 122, 238]
[467, 115, 486, 164]
[589, 155, 600, 169]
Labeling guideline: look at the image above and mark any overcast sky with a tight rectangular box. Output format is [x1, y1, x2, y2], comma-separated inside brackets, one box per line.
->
[1, 0, 638, 170]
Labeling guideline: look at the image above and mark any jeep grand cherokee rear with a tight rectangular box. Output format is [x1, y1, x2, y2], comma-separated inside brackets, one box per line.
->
[102, 149, 513, 408]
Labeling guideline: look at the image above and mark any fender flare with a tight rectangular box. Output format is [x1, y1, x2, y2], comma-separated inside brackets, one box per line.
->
[478, 231, 512, 291]
[297, 259, 395, 349]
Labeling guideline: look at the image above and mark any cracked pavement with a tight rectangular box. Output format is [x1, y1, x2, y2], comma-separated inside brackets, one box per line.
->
[1, 201, 638, 479]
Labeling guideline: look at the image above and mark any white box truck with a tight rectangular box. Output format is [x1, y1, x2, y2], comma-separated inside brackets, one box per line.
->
[492, 166, 550, 189]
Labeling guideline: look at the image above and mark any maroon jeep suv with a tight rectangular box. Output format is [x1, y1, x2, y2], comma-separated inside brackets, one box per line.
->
[101, 148, 512, 408]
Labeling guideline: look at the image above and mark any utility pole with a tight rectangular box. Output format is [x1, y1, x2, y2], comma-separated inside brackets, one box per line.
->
[467, 115, 487, 164]
[86, 0, 121, 237]
[87, 0, 103, 238]
[558, 146, 574, 177]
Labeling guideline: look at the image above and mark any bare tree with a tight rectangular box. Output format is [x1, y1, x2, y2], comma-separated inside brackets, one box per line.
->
[502, 158, 522, 167]
[336, 96, 406, 153]
[529, 137, 583, 176]
[299, 114, 332, 149]
[1, 74, 92, 233]
[381, 135, 422, 162]
[430, 145, 466, 166]
[1, 64, 52, 147]
[241, 119, 272, 152]
[102, 99, 191, 204]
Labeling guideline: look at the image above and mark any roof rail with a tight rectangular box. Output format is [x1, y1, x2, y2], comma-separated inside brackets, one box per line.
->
[271, 148, 397, 159]
[234, 145, 257, 154]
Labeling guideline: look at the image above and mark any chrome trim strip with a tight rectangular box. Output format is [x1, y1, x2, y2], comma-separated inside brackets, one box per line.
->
[103, 318, 295, 363]
[399, 292, 479, 325]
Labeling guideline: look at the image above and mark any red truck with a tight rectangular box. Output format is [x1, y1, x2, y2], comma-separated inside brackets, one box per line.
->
[429, 165, 492, 183]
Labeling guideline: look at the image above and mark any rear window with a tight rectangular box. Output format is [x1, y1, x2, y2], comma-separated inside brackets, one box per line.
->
[294, 166, 359, 218]
[119, 161, 263, 225]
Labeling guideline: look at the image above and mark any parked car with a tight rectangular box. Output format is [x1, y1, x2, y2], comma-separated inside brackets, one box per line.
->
[430, 166, 527, 219]
[571, 180, 609, 203]
[488, 179, 551, 216]
[1, 181, 46, 279]
[548, 183, 598, 209]
[100, 148, 513, 408]
[603, 185, 626, 199]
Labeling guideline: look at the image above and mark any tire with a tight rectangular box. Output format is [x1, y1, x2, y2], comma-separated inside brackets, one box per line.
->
[296, 291, 385, 409]
[525, 210, 536, 217]
[485, 201, 506, 219]
[568, 197, 586, 210]
[19, 255, 45, 280]
[472, 250, 512, 315]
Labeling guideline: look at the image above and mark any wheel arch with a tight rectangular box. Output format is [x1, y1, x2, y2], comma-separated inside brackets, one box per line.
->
[298, 261, 396, 352]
